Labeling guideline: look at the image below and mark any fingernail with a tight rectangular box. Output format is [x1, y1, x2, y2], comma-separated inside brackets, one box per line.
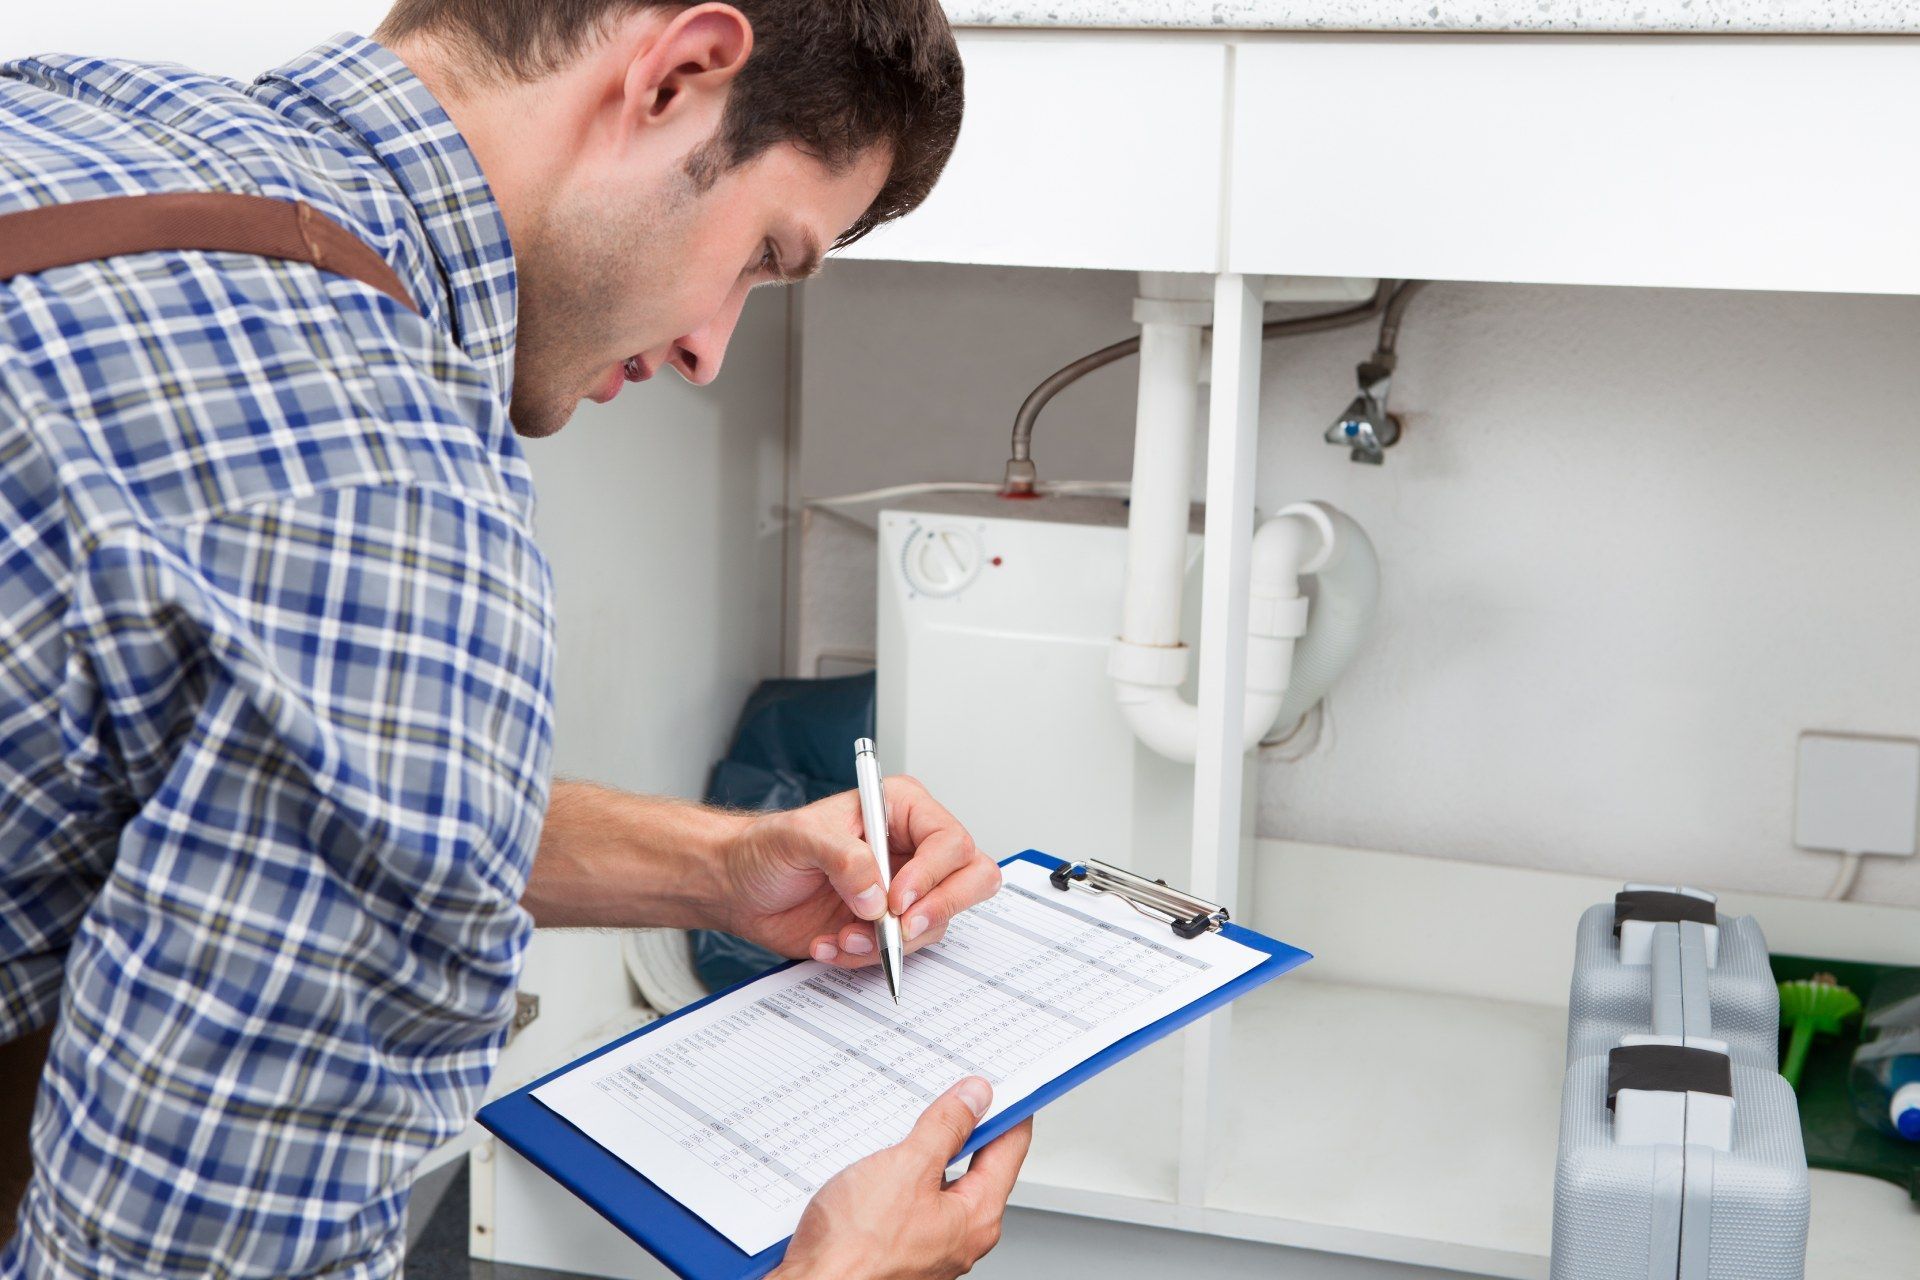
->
[906, 914, 930, 941]
[956, 1077, 991, 1118]
[811, 941, 838, 963]
[896, 888, 918, 915]
[853, 886, 886, 919]
[843, 933, 873, 955]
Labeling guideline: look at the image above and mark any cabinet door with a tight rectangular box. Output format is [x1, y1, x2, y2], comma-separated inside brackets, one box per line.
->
[841, 33, 1228, 272]
[1228, 36, 1920, 294]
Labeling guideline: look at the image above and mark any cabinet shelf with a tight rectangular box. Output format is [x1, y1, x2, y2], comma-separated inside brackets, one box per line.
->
[1002, 841, 1920, 1277]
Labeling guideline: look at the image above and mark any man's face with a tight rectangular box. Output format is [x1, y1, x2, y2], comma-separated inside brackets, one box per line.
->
[508, 140, 890, 438]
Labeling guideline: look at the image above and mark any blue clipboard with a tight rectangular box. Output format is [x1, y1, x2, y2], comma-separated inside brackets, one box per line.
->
[477, 850, 1311, 1280]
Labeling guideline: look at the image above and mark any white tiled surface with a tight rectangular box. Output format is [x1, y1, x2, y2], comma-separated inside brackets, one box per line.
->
[947, 0, 1920, 34]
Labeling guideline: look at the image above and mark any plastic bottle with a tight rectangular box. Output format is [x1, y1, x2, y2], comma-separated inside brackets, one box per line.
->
[1849, 971, 1920, 1143]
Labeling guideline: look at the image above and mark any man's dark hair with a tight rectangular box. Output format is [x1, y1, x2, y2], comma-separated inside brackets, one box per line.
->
[375, 1, 963, 246]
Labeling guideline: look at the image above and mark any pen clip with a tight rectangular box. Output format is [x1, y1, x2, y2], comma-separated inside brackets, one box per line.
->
[1047, 859, 1229, 939]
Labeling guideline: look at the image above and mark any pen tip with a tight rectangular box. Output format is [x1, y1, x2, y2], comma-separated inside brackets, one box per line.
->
[882, 950, 902, 1004]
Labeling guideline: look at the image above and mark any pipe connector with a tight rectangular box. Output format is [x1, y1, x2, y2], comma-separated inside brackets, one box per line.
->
[1109, 501, 1379, 765]
[1107, 639, 1191, 691]
[1001, 456, 1038, 497]
[1267, 502, 1381, 732]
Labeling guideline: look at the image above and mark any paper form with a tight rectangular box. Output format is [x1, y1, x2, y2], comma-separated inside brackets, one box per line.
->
[532, 858, 1265, 1255]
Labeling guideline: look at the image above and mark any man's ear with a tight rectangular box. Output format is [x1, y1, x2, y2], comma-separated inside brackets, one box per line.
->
[621, 3, 753, 134]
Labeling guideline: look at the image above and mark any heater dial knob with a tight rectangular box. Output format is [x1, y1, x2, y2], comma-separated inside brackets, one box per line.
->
[901, 524, 983, 597]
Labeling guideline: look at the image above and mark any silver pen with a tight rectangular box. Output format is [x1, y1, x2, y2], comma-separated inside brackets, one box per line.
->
[853, 738, 905, 1003]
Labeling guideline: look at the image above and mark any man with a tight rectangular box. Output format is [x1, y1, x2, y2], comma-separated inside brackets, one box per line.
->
[0, 3, 1031, 1277]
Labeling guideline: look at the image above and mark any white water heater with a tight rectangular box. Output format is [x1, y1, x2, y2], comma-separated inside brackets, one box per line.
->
[875, 494, 1233, 890]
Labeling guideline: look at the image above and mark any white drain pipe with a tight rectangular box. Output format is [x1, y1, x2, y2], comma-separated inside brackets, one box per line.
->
[1106, 286, 1381, 765]
[1267, 505, 1380, 734]
[1120, 300, 1205, 649]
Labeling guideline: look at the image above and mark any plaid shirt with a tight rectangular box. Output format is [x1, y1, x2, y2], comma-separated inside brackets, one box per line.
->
[0, 34, 555, 1279]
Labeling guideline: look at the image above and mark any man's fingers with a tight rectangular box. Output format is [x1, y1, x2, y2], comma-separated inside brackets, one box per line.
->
[822, 919, 948, 967]
[811, 927, 882, 970]
[903, 919, 949, 955]
[900, 856, 1001, 950]
[905, 1076, 991, 1172]
[881, 775, 968, 862]
[822, 916, 947, 968]
[949, 1117, 1033, 1221]
[836, 921, 877, 959]
[815, 832, 888, 922]
[887, 824, 978, 919]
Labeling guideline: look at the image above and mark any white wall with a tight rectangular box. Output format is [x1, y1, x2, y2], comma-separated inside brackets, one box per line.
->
[12, 3, 392, 78]
[531, 290, 790, 799]
[796, 261, 1920, 909]
[794, 263, 1143, 497]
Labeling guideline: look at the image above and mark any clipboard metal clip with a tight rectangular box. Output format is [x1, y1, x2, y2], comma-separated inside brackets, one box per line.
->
[1048, 859, 1229, 939]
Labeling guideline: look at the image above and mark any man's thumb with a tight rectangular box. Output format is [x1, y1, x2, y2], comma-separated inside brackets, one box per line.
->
[907, 1076, 992, 1165]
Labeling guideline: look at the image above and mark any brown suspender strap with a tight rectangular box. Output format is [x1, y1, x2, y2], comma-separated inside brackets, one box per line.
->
[0, 192, 420, 315]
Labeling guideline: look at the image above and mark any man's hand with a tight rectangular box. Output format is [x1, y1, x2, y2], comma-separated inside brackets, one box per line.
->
[774, 1077, 1033, 1280]
[721, 777, 1001, 966]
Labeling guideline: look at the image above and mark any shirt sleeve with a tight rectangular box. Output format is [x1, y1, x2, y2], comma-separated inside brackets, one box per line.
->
[5, 482, 554, 1280]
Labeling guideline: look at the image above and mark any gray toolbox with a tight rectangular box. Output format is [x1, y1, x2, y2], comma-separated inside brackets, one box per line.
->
[1552, 885, 1809, 1280]
[1567, 883, 1779, 1069]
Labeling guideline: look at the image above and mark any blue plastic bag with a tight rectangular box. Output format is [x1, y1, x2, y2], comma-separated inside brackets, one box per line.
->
[690, 673, 875, 990]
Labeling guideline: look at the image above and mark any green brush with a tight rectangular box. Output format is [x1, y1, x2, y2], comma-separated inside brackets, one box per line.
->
[1778, 972, 1861, 1091]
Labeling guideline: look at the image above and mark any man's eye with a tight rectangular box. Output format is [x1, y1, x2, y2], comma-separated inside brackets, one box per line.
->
[757, 240, 780, 276]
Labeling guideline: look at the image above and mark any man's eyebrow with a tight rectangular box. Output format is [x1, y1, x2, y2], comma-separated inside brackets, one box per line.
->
[782, 231, 825, 283]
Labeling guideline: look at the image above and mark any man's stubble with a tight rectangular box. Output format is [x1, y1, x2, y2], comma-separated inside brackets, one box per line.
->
[506, 168, 699, 439]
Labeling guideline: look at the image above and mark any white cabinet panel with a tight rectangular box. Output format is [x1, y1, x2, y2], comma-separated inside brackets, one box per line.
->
[1229, 36, 1920, 294]
[842, 33, 1227, 272]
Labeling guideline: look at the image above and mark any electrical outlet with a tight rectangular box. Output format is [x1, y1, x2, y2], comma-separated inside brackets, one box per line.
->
[1795, 732, 1920, 858]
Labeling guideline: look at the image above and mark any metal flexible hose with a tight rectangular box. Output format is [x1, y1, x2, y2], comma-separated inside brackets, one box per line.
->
[1002, 280, 1403, 494]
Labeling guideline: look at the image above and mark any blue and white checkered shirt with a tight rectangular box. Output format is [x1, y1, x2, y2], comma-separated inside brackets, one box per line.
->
[0, 34, 555, 1278]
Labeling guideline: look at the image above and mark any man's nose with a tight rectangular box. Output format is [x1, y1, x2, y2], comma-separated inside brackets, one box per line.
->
[666, 285, 752, 387]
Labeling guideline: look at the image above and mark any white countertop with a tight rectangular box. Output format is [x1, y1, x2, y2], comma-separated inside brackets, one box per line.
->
[946, 1, 1920, 35]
